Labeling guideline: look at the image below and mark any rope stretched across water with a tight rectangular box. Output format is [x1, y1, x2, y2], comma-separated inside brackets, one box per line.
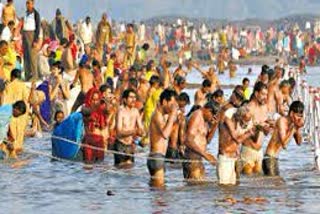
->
[50, 135, 314, 164]
[24, 146, 311, 188]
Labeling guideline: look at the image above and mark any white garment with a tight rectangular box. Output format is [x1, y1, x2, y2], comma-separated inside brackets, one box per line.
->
[240, 146, 263, 167]
[1, 26, 11, 42]
[232, 47, 240, 60]
[80, 22, 93, 45]
[217, 155, 237, 185]
[224, 107, 237, 119]
[23, 12, 36, 31]
[139, 24, 145, 41]
[0, 3, 3, 23]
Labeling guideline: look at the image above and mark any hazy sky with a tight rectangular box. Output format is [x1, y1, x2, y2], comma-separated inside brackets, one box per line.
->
[13, 0, 320, 22]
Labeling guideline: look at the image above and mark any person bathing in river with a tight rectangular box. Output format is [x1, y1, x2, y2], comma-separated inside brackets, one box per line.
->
[263, 101, 304, 176]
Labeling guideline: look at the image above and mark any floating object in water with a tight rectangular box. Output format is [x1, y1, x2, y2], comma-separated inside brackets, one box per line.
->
[52, 112, 84, 160]
[106, 190, 115, 196]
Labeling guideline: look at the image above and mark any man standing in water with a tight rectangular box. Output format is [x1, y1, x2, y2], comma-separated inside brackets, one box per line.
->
[183, 101, 219, 181]
[241, 81, 273, 175]
[218, 104, 258, 185]
[147, 89, 178, 187]
[115, 89, 145, 167]
[71, 56, 94, 112]
[263, 101, 304, 176]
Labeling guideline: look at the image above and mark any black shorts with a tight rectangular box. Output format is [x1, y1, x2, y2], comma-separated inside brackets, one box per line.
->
[113, 139, 134, 166]
[262, 155, 279, 176]
[165, 147, 180, 163]
[147, 153, 165, 176]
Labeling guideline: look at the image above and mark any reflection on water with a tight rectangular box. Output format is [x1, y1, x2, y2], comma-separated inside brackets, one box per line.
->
[1, 65, 320, 213]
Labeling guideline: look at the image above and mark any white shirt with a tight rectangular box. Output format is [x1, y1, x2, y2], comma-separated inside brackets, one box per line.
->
[0, 3, 3, 23]
[23, 12, 36, 31]
[80, 22, 93, 45]
[0, 26, 11, 42]
[225, 108, 237, 119]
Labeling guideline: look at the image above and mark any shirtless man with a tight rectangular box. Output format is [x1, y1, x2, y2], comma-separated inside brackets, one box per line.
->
[263, 101, 304, 176]
[194, 79, 212, 107]
[166, 92, 190, 163]
[172, 75, 186, 95]
[193, 64, 220, 92]
[183, 101, 219, 181]
[147, 89, 178, 187]
[136, 74, 150, 104]
[218, 105, 258, 185]
[71, 56, 94, 112]
[275, 80, 292, 116]
[241, 81, 272, 175]
[220, 86, 244, 122]
[115, 89, 145, 167]
[267, 66, 283, 114]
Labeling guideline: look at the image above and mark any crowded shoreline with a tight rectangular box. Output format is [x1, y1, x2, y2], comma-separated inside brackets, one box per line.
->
[0, 0, 319, 193]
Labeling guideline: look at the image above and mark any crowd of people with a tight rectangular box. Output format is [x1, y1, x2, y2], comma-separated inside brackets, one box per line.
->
[0, 0, 307, 187]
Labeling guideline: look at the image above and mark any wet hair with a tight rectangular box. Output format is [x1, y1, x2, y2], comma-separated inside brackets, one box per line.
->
[105, 77, 114, 89]
[253, 81, 267, 93]
[60, 38, 69, 46]
[177, 92, 190, 105]
[280, 80, 290, 88]
[174, 75, 186, 85]
[165, 61, 172, 68]
[92, 59, 100, 68]
[289, 101, 304, 114]
[13, 100, 27, 115]
[99, 84, 113, 93]
[288, 77, 296, 88]
[149, 75, 160, 86]
[242, 77, 250, 84]
[129, 77, 138, 89]
[261, 65, 269, 74]
[110, 53, 116, 59]
[204, 101, 220, 116]
[54, 110, 64, 121]
[10, 68, 21, 79]
[146, 60, 154, 71]
[142, 43, 150, 50]
[187, 105, 201, 118]
[0, 40, 8, 48]
[260, 69, 268, 76]
[8, 20, 15, 26]
[212, 89, 224, 98]
[267, 69, 274, 79]
[122, 88, 136, 100]
[159, 89, 177, 104]
[202, 79, 212, 88]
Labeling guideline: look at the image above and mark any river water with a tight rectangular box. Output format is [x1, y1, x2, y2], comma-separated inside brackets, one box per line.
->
[1, 66, 320, 214]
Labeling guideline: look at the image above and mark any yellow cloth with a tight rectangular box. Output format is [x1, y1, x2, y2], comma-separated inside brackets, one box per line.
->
[124, 32, 136, 67]
[244, 88, 251, 100]
[1, 47, 16, 81]
[3, 79, 29, 151]
[220, 32, 227, 47]
[104, 58, 114, 80]
[145, 70, 155, 82]
[143, 88, 163, 129]
[55, 49, 63, 61]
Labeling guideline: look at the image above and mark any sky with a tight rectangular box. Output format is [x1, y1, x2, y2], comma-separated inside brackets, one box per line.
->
[13, 0, 320, 22]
